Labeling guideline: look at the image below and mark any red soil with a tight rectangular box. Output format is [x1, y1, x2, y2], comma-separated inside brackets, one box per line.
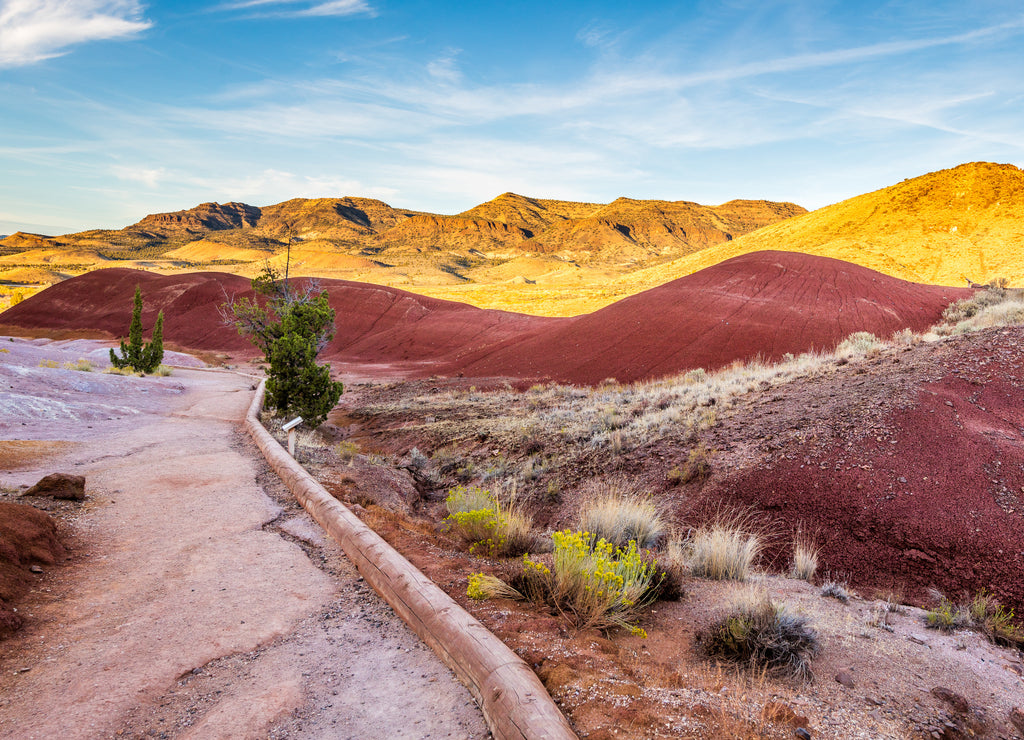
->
[451, 251, 971, 384]
[0, 503, 65, 637]
[708, 326, 1024, 613]
[0, 252, 969, 385]
[0, 268, 554, 369]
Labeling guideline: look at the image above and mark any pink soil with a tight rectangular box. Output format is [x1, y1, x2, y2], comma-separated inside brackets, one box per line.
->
[0, 251, 970, 385]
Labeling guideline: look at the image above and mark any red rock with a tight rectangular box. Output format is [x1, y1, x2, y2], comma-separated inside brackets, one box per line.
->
[22, 473, 85, 501]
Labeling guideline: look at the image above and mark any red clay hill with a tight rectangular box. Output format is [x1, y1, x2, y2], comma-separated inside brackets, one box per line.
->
[1, 252, 968, 384]
[449, 251, 969, 384]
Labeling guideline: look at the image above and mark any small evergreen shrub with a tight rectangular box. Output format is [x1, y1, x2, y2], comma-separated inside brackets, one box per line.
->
[110, 285, 164, 373]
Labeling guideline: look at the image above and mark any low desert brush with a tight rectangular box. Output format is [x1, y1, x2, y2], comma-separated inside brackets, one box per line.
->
[521, 529, 662, 635]
[683, 517, 763, 581]
[820, 579, 850, 603]
[577, 482, 666, 549]
[62, 358, 93, 372]
[443, 485, 535, 557]
[336, 440, 359, 463]
[701, 587, 819, 679]
[925, 591, 972, 632]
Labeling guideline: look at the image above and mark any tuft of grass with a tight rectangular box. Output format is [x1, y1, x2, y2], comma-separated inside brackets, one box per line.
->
[153, 364, 173, 376]
[835, 331, 883, 358]
[683, 517, 763, 581]
[673, 442, 714, 484]
[467, 572, 522, 601]
[521, 529, 661, 635]
[701, 587, 819, 680]
[37, 358, 59, 368]
[577, 481, 667, 549]
[789, 532, 818, 582]
[103, 365, 142, 377]
[62, 358, 93, 372]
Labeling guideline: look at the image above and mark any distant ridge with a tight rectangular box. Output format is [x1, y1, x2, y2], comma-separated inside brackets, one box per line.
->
[625, 162, 1024, 291]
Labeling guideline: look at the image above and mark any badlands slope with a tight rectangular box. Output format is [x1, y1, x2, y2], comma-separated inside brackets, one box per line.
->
[625, 161, 1024, 293]
[0, 252, 966, 385]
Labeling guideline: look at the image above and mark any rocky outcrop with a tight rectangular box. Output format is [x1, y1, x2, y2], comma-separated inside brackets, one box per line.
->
[22, 473, 86, 501]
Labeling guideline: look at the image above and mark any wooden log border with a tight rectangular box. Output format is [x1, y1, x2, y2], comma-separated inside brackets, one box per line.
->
[244, 382, 577, 740]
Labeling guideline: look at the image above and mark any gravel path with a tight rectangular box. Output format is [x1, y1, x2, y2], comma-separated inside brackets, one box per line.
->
[0, 337, 487, 739]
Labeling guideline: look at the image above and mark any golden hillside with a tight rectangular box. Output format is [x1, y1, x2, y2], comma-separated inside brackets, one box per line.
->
[0, 193, 803, 314]
[619, 161, 1024, 293]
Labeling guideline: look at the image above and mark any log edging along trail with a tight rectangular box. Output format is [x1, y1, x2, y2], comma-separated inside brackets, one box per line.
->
[244, 381, 578, 740]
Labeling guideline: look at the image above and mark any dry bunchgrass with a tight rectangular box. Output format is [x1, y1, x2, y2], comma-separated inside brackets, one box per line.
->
[789, 532, 819, 582]
[682, 515, 763, 581]
[577, 480, 667, 549]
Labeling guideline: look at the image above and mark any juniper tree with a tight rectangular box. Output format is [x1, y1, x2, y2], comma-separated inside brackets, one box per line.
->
[110, 285, 164, 373]
[221, 263, 343, 427]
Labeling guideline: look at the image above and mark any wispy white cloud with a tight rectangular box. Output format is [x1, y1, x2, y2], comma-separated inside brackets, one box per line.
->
[217, 0, 374, 18]
[0, 0, 151, 67]
[426, 49, 462, 83]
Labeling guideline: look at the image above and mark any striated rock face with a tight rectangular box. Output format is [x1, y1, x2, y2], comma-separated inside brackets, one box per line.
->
[4, 190, 805, 267]
[134, 202, 262, 234]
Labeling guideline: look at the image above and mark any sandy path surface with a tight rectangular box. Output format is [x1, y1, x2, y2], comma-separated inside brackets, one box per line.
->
[0, 337, 487, 739]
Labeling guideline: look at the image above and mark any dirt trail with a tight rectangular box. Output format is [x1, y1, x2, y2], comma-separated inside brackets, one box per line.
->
[0, 338, 487, 739]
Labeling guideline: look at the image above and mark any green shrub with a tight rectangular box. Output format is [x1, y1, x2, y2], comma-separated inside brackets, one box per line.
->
[521, 529, 662, 635]
[925, 593, 971, 632]
[110, 285, 164, 373]
[702, 589, 819, 679]
[443, 485, 535, 557]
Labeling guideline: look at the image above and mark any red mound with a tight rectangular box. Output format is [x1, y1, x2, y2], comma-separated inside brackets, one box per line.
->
[0, 253, 968, 384]
[0, 269, 555, 371]
[0, 502, 65, 638]
[450, 251, 970, 384]
[710, 326, 1024, 614]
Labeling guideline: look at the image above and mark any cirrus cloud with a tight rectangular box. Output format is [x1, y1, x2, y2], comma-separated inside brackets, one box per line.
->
[0, 0, 151, 68]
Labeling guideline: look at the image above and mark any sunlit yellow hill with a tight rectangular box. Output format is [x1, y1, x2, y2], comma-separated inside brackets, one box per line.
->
[618, 161, 1024, 294]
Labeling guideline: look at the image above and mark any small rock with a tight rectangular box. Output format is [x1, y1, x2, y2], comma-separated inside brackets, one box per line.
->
[1009, 707, 1024, 734]
[835, 670, 856, 689]
[22, 473, 86, 501]
[931, 686, 971, 714]
[795, 729, 811, 739]
[28, 565, 43, 574]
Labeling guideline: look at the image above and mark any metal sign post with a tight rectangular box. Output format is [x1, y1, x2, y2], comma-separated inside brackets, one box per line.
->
[282, 416, 303, 456]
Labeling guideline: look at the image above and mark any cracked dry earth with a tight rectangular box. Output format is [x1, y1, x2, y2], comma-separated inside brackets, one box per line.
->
[0, 337, 487, 739]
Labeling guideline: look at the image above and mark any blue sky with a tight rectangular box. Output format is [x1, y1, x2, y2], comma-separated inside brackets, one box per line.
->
[1, 0, 1023, 236]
